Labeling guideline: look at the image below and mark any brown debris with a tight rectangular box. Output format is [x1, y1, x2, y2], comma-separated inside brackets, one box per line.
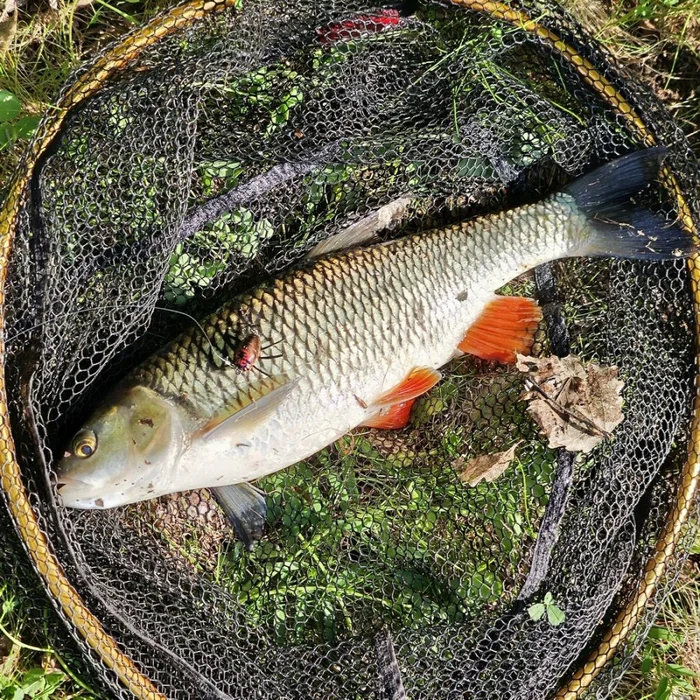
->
[516, 354, 624, 453]
[0, 0, 17, 55]
[457, 442, 520, 487]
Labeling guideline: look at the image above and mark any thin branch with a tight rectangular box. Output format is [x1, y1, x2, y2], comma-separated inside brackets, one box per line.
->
[524, 378, 612, 438]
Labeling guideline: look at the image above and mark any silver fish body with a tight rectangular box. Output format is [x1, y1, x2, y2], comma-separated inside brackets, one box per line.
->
[56, 149, 691, 513]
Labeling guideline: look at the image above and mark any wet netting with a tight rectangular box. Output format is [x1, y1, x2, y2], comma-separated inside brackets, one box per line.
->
[1, 0, 699, 698]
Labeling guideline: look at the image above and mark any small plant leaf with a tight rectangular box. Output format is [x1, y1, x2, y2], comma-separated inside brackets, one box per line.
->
[654, 676, 670, 700]
[648, 626, 671, 640]
[543, 591, 553, 604]
[21, 668, 46, 684]
[665, 663, 698, 678]
[14, 115, 40, 139]
[641, 656, 653, 675]
[42, 671, 65, 694]
[0, 122, 16, 149]
[546, 604, 566, 626]
[21, 679, 44, 695]
[0, 90, 20, 123]
[528, 603, 545, 621]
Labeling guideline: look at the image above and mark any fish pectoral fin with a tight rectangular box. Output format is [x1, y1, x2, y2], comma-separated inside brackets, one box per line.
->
[459, 296, 542, 364]
[374, 367, 441, 407]
[306, 196, 414, 259]
[212, 483, 267, 550]
[198, 378, 297, 441]
[362, 399, 415, 430]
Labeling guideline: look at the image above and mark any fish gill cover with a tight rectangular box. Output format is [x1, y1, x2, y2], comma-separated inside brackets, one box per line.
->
[0, 0, 699, 698]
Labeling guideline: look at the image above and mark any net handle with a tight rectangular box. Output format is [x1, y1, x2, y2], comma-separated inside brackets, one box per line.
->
[0, 1, 238, 698]
[444, 1, 700, 697]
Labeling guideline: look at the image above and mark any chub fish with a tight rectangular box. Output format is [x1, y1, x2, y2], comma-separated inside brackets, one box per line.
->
[57, 148, 693, 546]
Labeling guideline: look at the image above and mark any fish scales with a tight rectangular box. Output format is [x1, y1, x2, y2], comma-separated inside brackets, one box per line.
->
[131, 196, 581, 427]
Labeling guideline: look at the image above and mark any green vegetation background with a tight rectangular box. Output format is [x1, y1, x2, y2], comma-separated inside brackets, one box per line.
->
[0, 0, 698, 698]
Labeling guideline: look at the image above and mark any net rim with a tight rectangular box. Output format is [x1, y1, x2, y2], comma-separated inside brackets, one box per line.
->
[0, 2, 238, 698]
[0, 1, 697, 698]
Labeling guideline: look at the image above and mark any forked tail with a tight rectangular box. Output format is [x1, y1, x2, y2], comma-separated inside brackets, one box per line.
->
[566, 147, 695, 260]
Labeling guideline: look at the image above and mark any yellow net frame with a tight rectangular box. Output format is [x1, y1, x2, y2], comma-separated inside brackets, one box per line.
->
[0, 1, 696, 697]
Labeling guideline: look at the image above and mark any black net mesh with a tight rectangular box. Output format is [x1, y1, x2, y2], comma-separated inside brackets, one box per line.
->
[1, 0, 699, 698]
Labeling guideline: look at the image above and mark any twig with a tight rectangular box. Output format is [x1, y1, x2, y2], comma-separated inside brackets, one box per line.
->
[0, 619, 53, 654]
[524, 377, 612, 438]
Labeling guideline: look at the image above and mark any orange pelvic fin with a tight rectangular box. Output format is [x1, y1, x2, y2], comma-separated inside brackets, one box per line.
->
[362, 400, 415, 430]
[459, 296, 542, 364]
[374, 367, 441, 407]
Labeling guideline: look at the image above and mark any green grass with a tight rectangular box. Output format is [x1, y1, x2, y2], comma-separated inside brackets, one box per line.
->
[568, 0, 700, 148]
[0, 0, 699, 698]
[1, 3, 173, 697]
[211, 391, 554, 645]
[0, 0, 170, 187]
[612, 557, 700, 700]
[0, 584, 98, 699]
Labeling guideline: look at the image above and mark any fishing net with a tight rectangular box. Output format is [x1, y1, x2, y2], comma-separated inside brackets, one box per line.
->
[1, 0, 699, 698]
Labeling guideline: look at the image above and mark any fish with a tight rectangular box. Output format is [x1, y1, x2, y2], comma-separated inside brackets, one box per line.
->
[57, 148, 693, 547]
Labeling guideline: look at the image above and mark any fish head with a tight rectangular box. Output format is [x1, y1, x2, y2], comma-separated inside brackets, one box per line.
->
[57, 385, 186, 509]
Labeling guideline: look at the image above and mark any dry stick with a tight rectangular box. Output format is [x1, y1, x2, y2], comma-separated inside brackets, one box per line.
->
[174, 156, 332, 246]
[523, 377, 612, 439]
[375, 629, 407, 700]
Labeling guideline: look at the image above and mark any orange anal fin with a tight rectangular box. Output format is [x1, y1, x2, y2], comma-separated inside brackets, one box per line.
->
[362, 400, 415, 430]
[459, 296, 542, 364]
[374, 367, 441, 407]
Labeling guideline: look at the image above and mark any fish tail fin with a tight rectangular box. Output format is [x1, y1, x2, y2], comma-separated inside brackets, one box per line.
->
[566, 147, 696, 260]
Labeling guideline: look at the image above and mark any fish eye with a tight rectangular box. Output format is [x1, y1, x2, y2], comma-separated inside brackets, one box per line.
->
[73, 430, 98, 459]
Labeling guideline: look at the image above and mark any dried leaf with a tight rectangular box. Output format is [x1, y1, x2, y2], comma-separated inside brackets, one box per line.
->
[0, 0, 17, 22]
[0, 0, 21, 54]
[457, 442, 519, 487]
[516, 354, 624, 453]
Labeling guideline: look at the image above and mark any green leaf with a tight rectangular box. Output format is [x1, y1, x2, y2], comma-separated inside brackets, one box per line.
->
[648, 626, 671, 640]
[19, 680, 43, 696]
[641, 656, 653, 675]
[546, 604, 565, 626]
[0, 123, 16, 150]
[654, 677, 670, 700]
[543, 591, 553, 604]
[0, 91, 20, 123]
[20, 669, 45, 686]
[42, 671, 65, 688]
[14, 115, 40, 139]
[528, 603, 545, 621]
[665, 663, 698, 678]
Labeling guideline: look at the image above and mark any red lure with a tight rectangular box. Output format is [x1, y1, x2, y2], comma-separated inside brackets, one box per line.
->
[233, 334, 261, 371]
[316, 9, 402, 44]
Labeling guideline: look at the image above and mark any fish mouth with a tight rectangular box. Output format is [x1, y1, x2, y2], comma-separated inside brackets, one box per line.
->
[56, 477, 108, 509]
[55, 475, 89, 487]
